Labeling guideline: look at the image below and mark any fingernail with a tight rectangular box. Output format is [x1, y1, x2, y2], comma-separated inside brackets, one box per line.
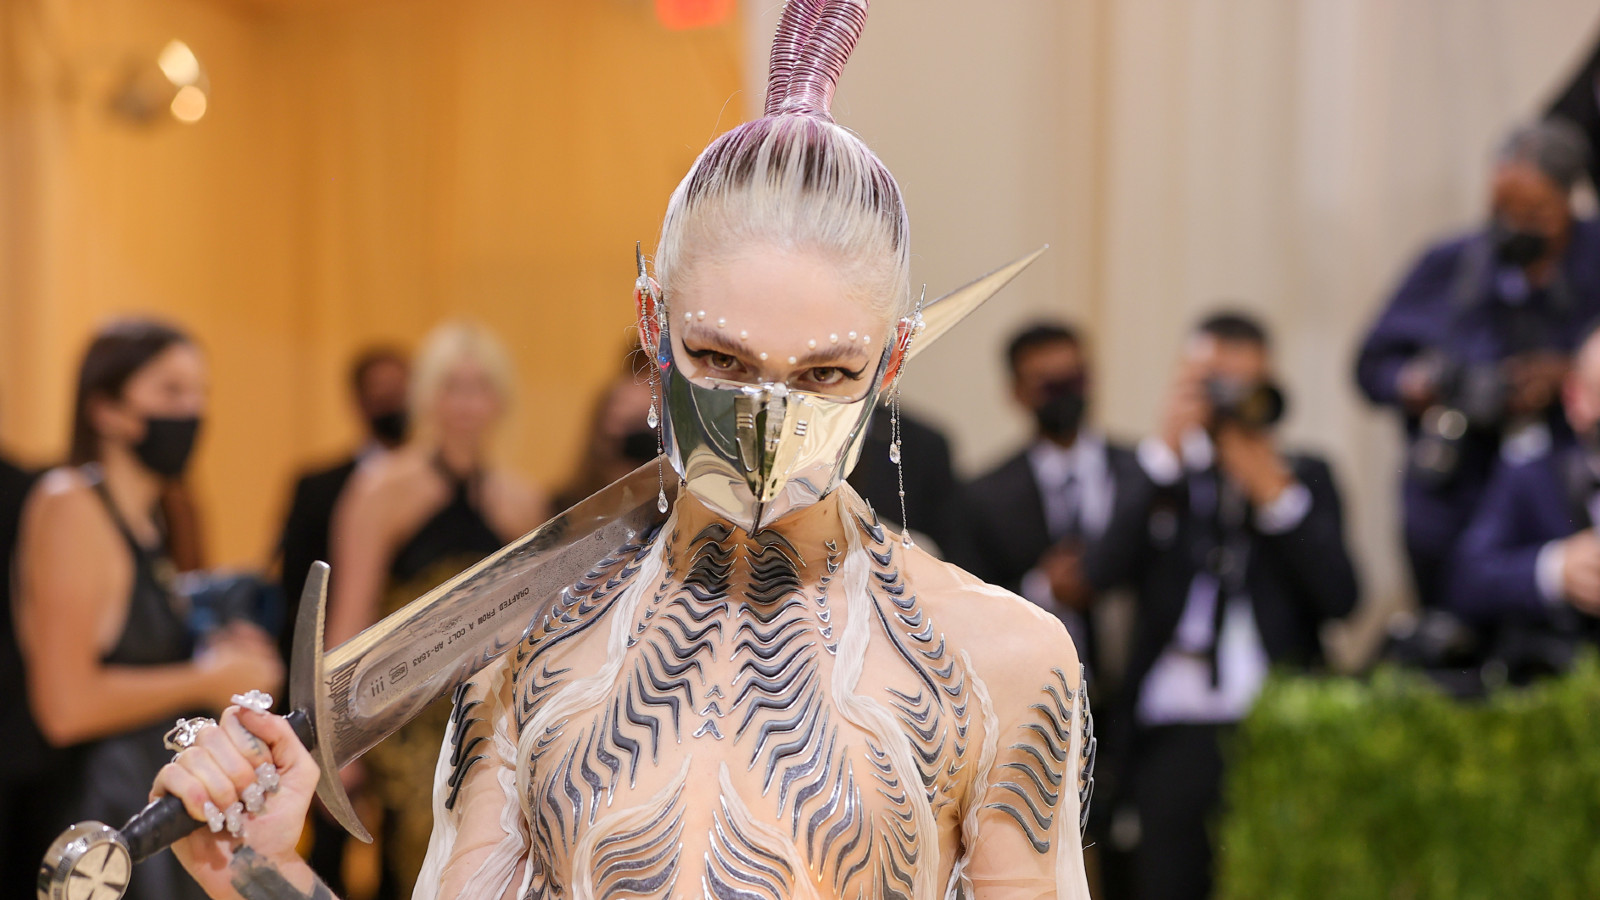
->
[203, 801, 224, 833]
[256, 762, 280, 793]
[242, 782, 265, 814]
[225, 802, 245, 838]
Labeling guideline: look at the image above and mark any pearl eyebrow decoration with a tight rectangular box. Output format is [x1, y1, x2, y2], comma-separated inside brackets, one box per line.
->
[759, 352, 769, 361]
[717, 317, 726, 328]
[683, 312, 693, 323]
[740, 330, 749, 340]
[862, 334, 871, 343]
[808, 339, 817, 349]
[830, 333, 839, 344]
[788, 356, 798, 364]
[848, 331, 858, 341]
[696, 310, 706, 320]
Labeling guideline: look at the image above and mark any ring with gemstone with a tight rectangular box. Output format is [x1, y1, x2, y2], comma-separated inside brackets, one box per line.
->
[230, 690, 274, 713]
[162, 717, 217, 752]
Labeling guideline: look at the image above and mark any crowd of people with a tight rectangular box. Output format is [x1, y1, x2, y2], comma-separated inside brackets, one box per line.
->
[2, 114, 1599, 900]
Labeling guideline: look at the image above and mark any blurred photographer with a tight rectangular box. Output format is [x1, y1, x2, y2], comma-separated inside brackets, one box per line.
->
[1087, 312, 1358, 900]
[1357, 119, 1600, 609]
[1447, 319, 1600, 682]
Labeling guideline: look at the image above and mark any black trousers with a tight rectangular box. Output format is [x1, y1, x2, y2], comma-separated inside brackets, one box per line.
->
[1131, 723, 1231, 900]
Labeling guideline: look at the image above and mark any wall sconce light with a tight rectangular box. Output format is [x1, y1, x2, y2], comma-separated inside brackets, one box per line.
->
[110, 39, 209, 125]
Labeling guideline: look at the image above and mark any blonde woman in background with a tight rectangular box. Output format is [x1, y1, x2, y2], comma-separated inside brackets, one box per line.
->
[326, 320, 546, 898]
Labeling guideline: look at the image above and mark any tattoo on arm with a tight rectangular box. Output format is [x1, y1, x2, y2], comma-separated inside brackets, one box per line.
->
[229, 846, 335, 900]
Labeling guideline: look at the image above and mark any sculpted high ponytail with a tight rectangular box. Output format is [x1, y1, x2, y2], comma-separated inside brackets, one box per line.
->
[765, 0, 870, 120]
[654, 0, 911, 320]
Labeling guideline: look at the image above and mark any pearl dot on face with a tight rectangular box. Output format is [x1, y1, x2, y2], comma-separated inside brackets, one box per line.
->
[848, 331, 858, 341]
[717, 317, 726, 328]
[759, 352, 768, 361]
[740, 330, 748, 340]
[808, 339, 817, 349]
[683, 312, 693, 323]
[788, 356, 797, 365]
[863, 334, 871, 344]
[830, 333, 839, 344]
[696, 310, 706, 320]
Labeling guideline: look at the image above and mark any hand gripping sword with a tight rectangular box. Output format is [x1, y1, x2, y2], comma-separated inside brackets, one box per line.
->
[35, 245, 1045, 900]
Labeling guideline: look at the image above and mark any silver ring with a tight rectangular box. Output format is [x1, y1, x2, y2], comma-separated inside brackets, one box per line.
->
[230, 690, 274, 713]
[162, 716, 217, 752]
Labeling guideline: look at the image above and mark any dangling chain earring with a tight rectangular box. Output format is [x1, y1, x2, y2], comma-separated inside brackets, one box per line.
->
[889, 288, 927, 550]
[649, 368, 667, 515]
[637, 243, 670, 515]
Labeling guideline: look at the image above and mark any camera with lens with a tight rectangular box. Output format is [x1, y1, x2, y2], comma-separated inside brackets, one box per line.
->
[1205, 377, 1286, 430]
[1408, 357, 1510, 487]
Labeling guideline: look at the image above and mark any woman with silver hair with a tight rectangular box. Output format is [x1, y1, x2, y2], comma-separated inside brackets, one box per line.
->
[150, 3, 1094, 898]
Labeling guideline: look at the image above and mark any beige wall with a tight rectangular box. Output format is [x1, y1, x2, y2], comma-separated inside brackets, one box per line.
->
[6, 0, 1598, 643]
[1, 0, 743, 565]
[743, 0, 1600, 659]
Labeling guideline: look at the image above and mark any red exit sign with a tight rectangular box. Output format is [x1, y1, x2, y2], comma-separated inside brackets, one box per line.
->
[656, 0, 733, 30]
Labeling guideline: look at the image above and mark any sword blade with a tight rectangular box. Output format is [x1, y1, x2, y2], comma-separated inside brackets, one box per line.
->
[297, 460, 672, 776]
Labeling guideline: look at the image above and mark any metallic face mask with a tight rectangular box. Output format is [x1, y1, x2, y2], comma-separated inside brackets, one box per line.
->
[657, 329, 898, 533]
[636, 244, 1046, 534]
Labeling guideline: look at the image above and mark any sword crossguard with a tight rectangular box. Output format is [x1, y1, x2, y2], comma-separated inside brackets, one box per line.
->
[290, 561, 371, 844]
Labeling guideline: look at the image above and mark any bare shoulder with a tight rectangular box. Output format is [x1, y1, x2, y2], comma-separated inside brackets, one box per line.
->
[17, 468, 124, 609]
[351, 448, 427, 496]
[903, 548, 1084, 700]
[23, 468, 110, 534]
[344, 449, 435, 513]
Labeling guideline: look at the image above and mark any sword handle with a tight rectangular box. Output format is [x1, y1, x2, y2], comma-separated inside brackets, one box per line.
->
[122, 709, 315, 861]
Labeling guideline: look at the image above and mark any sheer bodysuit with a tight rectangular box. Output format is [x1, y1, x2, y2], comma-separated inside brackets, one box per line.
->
[416, 490, 1094, 900]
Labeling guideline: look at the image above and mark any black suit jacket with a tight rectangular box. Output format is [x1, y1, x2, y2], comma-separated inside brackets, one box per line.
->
[1086, 451, 1359, 705]
[951, 438, 1140, 597]
[276, 457, 359, 663]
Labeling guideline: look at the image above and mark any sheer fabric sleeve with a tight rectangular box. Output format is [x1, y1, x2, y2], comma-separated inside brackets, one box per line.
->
[965, 664, 1095, 900]
[413, 653, 531, 900]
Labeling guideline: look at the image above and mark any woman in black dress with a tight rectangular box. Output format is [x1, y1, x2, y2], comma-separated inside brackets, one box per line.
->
[326, 320, 546, 898]
[15, 319, 284, 900]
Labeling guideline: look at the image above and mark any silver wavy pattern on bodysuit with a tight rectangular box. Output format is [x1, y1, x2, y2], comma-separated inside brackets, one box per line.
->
[473, 503, 1086, 900]
[983, 666, 1079, 852]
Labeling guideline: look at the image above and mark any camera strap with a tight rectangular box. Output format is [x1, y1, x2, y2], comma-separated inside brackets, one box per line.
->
[1184, 467, 1252, 688]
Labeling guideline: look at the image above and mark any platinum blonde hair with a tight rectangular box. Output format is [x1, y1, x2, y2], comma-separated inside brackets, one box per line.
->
[654, 0, 911, 325]
[408, 319, 516, 430]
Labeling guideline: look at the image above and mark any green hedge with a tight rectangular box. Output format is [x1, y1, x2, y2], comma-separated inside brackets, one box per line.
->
[1217, 658, 1600, 899]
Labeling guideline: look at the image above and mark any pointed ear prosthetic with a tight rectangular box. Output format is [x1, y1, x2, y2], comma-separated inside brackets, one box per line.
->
[640, 241, 1046, 535]
[904, 245, 1049, 365]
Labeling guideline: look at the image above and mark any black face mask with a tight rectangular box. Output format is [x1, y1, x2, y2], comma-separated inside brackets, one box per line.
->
[1491, 221, 1550, 268]
[620, 428, 660, 464]
[134, 416, 201, 479]
[369, 410, 408, 446]
[1033, 380, 1087, 440]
